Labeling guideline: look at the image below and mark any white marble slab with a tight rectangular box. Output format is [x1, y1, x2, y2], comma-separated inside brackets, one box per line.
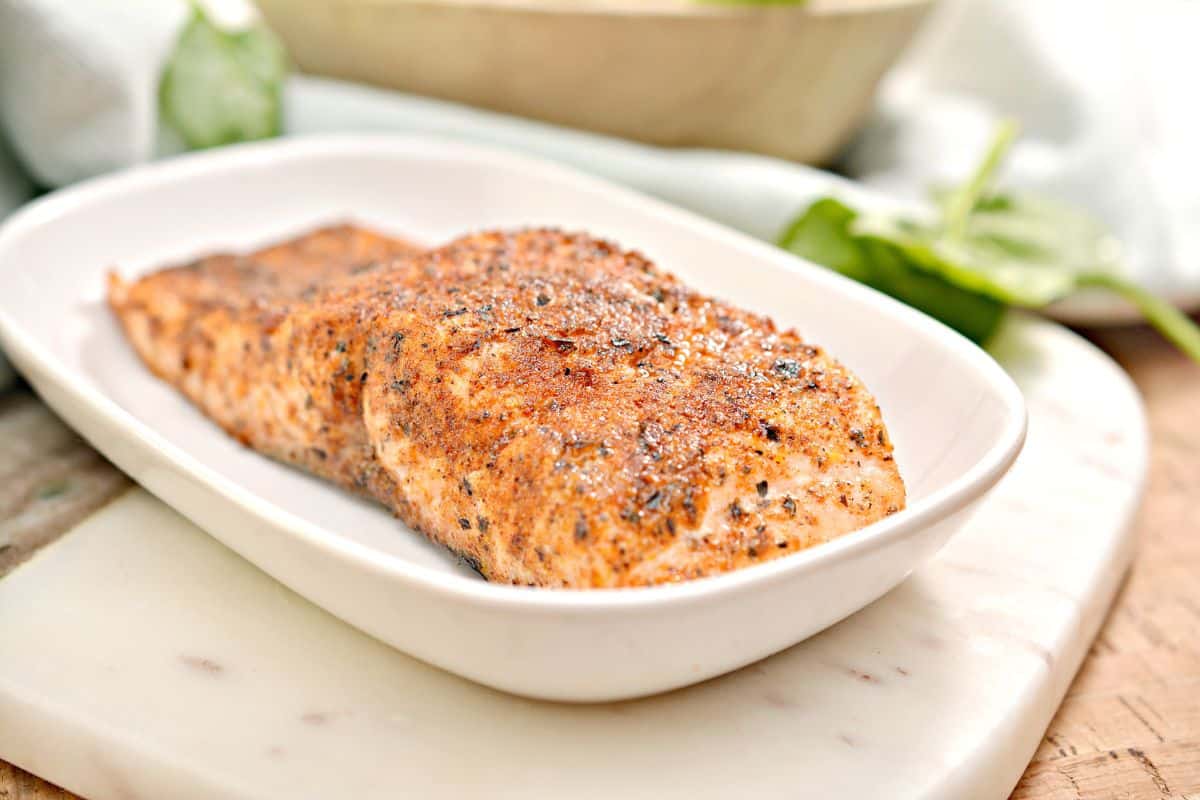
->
[0, 315, 1144, 800]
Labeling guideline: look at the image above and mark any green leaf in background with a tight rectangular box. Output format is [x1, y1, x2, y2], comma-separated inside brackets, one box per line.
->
[778, 198, 1005, 345]
[851, 202, 1084, 308]
[160, 6, 287, 150]
[778, 121, 1200, 363]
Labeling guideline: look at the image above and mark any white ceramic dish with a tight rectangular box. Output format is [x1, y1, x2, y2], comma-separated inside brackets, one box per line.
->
[0, 135, 1026, 701]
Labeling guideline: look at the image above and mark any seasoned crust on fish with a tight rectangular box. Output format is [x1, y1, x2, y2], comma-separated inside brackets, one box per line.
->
[109, 225, 905, 587]
[108, 224, 422, 503]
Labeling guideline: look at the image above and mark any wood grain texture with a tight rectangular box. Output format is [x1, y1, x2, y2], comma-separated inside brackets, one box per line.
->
[0, 761, 74, 800]
[0, 392, 129, 578]
[1, 321, 1197, 799]
[1009, 323, 1200, 800]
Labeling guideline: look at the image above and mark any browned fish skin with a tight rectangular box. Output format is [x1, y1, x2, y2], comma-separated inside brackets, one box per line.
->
[109, 226, 905, 588]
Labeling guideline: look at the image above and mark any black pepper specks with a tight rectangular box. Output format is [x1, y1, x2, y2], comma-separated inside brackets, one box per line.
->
[682, 488, 697, 520]
[773, 359, 801, 379]
[536, 293, 551, 306]
[461, 477, 473, 496]
[762, 423, 781, 442]
[443, 307, 468, 318]
[458, 517, 472, 530]
[756, 480, 769, 498]
[782, 496, 797, 516]
[729, 501, 744, 520]
[574, 517, 589, 541]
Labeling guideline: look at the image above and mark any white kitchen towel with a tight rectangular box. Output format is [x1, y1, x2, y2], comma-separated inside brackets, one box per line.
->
[0, 0, 262, 189]
[0, 0, 187, 386]
[0, 0, 255, 389]
[0, 0, 188, 187]
[844, 0, 1200, 319]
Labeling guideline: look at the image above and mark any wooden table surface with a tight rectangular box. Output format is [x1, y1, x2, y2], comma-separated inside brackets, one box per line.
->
[1, 321, 1198, 800]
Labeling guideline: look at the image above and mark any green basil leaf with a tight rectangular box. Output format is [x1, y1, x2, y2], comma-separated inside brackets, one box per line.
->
[777, 198, 872, 283]
[861, 239, 1007, 345]
[776, 121, 1200, 363]
[1080, 273, 1200, 362]
[852, 207, 1081, 307]
[160, 6, 287, 150]
[778, 198, 1005, 344]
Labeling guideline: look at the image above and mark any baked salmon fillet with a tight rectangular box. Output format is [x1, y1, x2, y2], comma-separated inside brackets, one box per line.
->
[109, 225, 905, 588]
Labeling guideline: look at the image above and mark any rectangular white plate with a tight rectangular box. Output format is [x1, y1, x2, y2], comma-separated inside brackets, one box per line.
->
[0, 135, 1025, 700]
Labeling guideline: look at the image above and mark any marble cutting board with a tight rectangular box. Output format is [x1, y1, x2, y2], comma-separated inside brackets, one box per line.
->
[0, 314, 1145, 800]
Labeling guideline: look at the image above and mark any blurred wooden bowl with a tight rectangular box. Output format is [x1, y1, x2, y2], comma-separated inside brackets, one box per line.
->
[257, 0, 932, 164]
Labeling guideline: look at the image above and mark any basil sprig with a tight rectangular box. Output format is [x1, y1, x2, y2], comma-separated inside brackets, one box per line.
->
[779, 121, 1200, 361]
[160, 5, 287, 150]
